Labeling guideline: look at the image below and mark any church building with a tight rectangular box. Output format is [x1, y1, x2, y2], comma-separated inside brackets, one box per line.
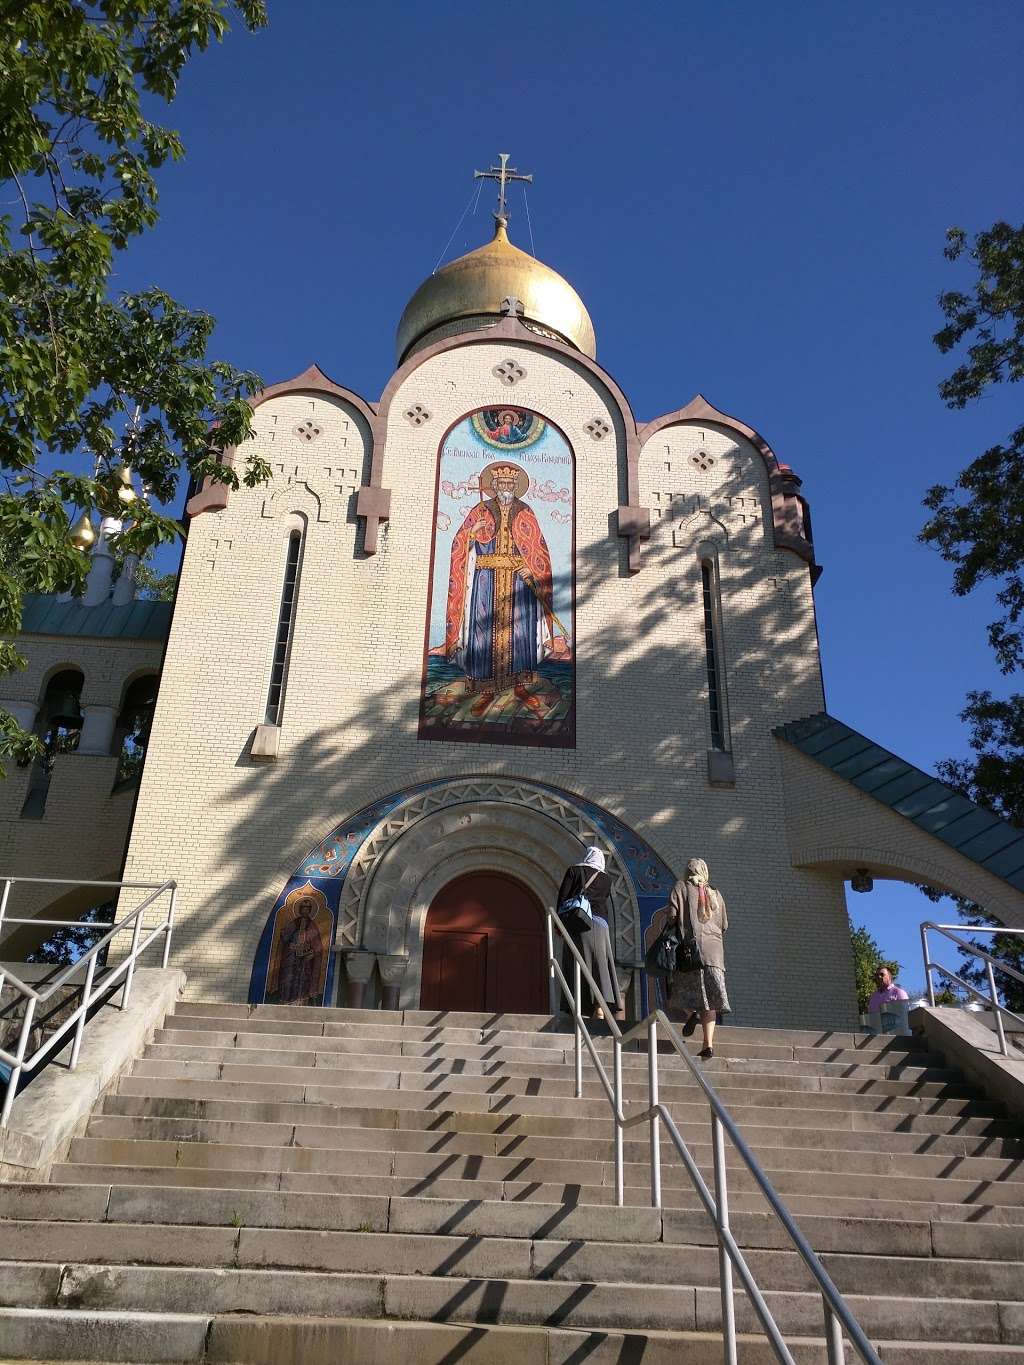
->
[5, 163, 1024, 1029]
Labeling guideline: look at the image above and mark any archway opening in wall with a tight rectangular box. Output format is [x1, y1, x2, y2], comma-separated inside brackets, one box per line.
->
[420, 871, 547, 1014]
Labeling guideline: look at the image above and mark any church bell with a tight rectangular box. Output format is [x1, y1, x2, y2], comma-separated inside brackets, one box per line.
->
[45, 691, 83, 729]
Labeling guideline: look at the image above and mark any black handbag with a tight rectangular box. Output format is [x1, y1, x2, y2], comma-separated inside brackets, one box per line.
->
[675, 933, 705, 974]
[645, 922, 681, 977]
[675, 897, 705, 973]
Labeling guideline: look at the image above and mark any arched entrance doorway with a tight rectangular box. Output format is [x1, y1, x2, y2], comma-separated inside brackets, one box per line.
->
[420, 871, 546, 1013]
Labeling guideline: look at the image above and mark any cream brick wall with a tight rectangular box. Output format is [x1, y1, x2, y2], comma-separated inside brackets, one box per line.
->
[122, 337, 859, 1028]
[0, 635, 162, 711]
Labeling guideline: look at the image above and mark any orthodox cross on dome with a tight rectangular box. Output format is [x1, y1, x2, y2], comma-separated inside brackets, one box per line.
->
[474, 153, 533, 224]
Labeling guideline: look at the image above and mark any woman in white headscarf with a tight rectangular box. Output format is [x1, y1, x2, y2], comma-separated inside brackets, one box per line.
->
[556, 846, 625, 1021]
[667, 857, 729, 1059]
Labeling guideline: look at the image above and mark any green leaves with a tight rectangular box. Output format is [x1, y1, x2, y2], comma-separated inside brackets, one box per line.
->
[934, 223, 1024, 407]
[922, 226, 1024, 675]
[0, 2, 268, 764]
[922, 221, 1024, 852]
[921, 424, 1024, 672]
[0, 708, 45, 774]
[936, 694, 1024, 826]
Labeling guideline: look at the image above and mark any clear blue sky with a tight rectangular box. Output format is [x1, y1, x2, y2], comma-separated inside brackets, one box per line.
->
[116, 0, 1022, 987]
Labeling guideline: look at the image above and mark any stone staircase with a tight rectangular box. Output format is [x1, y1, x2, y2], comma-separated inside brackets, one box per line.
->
[1, 999, 1024, 1362]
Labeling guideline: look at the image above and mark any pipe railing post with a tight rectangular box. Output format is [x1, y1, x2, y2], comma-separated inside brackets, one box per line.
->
[613, 1033, 624, 1207]
[824, 1299, 846, 1365]
[712, 1113, 737, 1365]
[161, 883, 177, 971]
[573, 957, 583, 1099]
[119, 903, 144, 1010]
[987, 959, 1008, 1057]
[545, 910, 557, 1015]
[1, 994, 36, 1128]
[69, 954, 97, 1071]
[648, 1015, 662, 1210]
[0, 877, 11, 940]
[920, 923, 936, 1007]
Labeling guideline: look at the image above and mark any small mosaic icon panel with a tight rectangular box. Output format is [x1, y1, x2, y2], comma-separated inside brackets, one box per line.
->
[260, 881, 333, 1006]
[420, 405, 575, 747]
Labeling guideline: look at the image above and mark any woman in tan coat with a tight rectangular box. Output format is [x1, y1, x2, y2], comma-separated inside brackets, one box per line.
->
[666, 857, 729, 1059]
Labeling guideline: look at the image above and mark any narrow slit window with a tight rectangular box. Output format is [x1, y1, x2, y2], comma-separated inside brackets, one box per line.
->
[701, 560, 728, 751]
[264, 530, 302, 726]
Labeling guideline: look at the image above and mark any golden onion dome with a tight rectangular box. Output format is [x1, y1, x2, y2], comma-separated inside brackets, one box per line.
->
[68, 510, 96, 551]
[396, 219, 596, 363]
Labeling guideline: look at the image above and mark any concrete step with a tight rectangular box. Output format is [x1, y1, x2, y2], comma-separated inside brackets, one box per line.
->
[8, 1190, 1024, 1250]
[156, 1022, 954, 1078]
[44, 1166, 1024, 1226]
[114, 1070, 1005, 1121]
[150, 1024, 952, 1067]
[129, 1057, 978, 1115]
[161, 1017, 951, 1069]
[138, 1043, 969, 1095]
[85, 1109, 1024, 1161]
[171, 1002, 937, 1054]
[5, 1218, 1023, 1301]
[196, 1319, 1024, 1365]
[0, 1307, 210, 1363]
[13, 1307, 1024, 1365]
[146, 1039, 965, 1097]
[51, 1164, 512, 1202]
[3, 1260, 1023, 1345]
[51, 1153, 1024, 1211]
[101, 1089, 1021, 1141]
[65, 1132, 1024, 1185]
[0, 1184, 661, 1239]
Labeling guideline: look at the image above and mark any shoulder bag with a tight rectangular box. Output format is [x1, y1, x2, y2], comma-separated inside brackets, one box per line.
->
[645, 919, 681, 977]
[675, 896, 705, 974]
[558, 869, 598, 935]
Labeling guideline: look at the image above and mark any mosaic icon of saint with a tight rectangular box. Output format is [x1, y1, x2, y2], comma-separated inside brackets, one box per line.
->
[435, 461, 569, 716]
[265, 885, 330, 1006]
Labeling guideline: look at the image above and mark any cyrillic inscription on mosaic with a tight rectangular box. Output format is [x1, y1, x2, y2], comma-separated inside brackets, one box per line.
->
[420, 406, 575, 747]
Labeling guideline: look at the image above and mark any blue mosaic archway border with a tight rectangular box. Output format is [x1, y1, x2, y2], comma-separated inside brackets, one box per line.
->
[248, 776, 678, 1006]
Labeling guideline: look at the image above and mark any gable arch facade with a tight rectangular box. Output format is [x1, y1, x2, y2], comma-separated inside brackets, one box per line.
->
[780, 745, 1024, 931]
[341, 779, 639, 954]
[334, 778, 645, 1012]
[247, 776, 678, 1015]
[792, 842, 1024, 923]
[378, 339, 625, 576]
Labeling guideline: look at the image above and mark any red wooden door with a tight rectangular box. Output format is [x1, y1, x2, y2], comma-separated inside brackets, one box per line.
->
[419, 929, 487, 1013]
[420, 872, 546, 1014]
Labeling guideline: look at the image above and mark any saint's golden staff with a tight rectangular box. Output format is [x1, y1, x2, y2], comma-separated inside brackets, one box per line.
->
[516, 561, 570, 642]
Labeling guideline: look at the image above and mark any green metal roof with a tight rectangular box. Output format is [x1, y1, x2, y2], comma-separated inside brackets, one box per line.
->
[19, 594, 172, 642]
[773, 712, 1024, 894]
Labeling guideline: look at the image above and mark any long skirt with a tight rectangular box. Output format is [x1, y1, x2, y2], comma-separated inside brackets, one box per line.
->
[667, 965, 730, 1016]
[566, 915, 622, 1012]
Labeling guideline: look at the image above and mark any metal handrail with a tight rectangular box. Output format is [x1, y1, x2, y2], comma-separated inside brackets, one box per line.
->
[0, 875, 177, 1126]
[545, 908, 882, 1365]
[920, 920, 1024, 1057]
[0, 958, 67, 1020]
